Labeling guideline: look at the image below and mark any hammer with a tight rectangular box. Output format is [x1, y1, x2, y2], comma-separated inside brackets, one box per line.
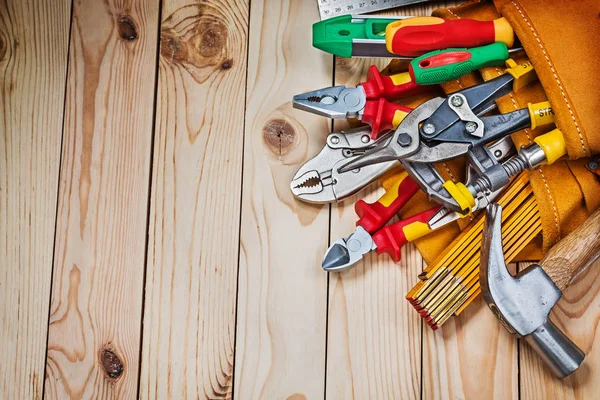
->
[480, 203, 600, 378]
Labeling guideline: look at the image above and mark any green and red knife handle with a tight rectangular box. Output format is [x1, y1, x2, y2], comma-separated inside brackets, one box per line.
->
[354, 173, 439, 262]
[386, 16, 514, 57]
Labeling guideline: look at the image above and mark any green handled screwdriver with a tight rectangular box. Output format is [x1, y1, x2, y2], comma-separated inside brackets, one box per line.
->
[409, 42, 523, 86]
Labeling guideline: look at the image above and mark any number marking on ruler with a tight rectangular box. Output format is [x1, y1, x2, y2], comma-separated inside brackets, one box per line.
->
[317, 0, 430, 19]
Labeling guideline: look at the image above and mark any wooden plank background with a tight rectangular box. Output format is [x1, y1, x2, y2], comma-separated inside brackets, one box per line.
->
[1, 0, 600, 399]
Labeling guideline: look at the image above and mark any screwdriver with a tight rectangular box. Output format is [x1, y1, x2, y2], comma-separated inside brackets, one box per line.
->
[386, 16, 514, 57]
[409, 43, 520, 86]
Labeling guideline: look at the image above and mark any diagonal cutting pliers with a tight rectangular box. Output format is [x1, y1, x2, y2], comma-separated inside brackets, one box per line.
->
[322, 137, 517, 272]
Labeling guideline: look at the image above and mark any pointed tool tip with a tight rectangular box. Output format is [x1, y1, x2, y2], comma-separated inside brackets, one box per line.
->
[322, 242, 351, 271]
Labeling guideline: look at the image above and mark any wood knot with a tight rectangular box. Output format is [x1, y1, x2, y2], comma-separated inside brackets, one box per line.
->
[196, 21, 228, 58]
[221, 59, 233, 70]
[100, 347, 124, 379]
[117, 16, 138, 41]
[262, 119, 297, 157]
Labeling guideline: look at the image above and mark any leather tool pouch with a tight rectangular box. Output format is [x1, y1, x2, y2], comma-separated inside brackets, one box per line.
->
[391, 0, 600, 262]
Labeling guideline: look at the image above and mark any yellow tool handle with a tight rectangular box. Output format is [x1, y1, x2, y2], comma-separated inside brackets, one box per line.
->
[534, 128, 567, 164]
[542, 209, 600, 291]
[505, 59, 536, 93]
[528, 101, 555, 130]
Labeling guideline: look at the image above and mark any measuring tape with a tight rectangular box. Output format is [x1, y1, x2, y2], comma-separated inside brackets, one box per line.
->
[317, 0, 432, 19]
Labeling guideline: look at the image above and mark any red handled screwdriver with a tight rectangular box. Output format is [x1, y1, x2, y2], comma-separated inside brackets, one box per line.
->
[386, 17, 514, 57]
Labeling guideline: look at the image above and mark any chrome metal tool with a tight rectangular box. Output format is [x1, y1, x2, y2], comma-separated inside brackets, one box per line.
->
[290, 127, 396, 203]
[481, 204, 600, 378]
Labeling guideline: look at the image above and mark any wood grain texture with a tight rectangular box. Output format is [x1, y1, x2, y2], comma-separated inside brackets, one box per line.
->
[520, 258, 600, 399]
[0, 0, 71, 398]
[44, 0, 159, 398]
[422, 291, 518, 400]
[139, 1, 249, 398]
[542, 209, 600, 291]
[325, 56, 424, 399]
[234, 0, 332, 398]
[325, 4, 459, 399]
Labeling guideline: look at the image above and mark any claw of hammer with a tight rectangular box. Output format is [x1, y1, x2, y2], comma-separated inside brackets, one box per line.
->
[480, 203, 585, 379]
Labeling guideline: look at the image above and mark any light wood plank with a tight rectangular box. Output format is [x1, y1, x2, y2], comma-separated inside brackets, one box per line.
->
[325, 56, 424, 399]
[139, 1, 249, 398]
[422, 290, 518, 400]
[44, 1, 160, 398]
[234, 0, 332, 398]
[0, 1, 71, 398]
[325, 4, 457, 399]
[520, 259, 600, 399]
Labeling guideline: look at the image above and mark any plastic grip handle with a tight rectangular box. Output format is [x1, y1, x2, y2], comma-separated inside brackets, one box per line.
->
[533, 129, 566, 165]
[355, 174, 420, 233]
[361, 65, 425, 100]
[362, 99, 412, 139]
[386, 17, 514, 57]
[372, 207, 439, 262]
[527, 101, 555, 130]
[409, 43, 510, 85]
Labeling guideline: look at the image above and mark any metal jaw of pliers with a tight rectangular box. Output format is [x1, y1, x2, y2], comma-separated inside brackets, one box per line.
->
[293, 86, 367, 120]
[322, 137, 517, 272]
[293, 66, 417, 139]
[338, 72, 531, 173]
[290, 126, 396, 203]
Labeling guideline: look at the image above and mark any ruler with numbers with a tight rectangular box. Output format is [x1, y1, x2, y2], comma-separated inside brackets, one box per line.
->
[317, 0, 432, 19]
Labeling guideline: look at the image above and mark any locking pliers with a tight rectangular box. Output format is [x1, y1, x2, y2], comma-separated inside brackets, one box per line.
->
[290, 126, 396, 203]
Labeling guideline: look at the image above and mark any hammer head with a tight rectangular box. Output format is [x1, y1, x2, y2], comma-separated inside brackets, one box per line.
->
[480, 203, 584, 378]
[480, 203, 561, 336]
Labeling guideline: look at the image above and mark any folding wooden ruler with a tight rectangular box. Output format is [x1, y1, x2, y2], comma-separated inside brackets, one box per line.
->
[317, 0, 433, 19]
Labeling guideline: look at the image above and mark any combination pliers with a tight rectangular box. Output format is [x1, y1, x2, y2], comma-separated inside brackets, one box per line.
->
[293, 65, 420, 139]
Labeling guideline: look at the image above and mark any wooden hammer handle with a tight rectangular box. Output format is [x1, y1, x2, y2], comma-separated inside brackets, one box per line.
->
[542, 209, 600, 291]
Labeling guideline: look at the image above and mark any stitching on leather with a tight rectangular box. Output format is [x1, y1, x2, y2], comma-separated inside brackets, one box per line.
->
[537, 168, 561, 240]
[492, 67, 533, 143]
[511, 0, 587, 156]
[490, 67, 560, 238]
[450, 2, 561, 237]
